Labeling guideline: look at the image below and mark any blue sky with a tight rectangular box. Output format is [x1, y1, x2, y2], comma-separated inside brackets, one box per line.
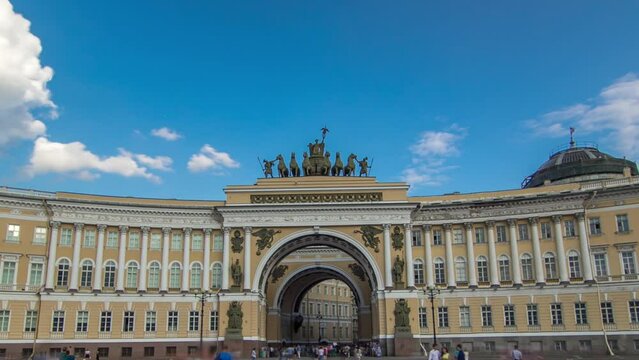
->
[1, 0, 639, 200]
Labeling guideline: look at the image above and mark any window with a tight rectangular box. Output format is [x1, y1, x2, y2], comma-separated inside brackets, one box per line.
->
[169, 263, 181, 289]
[567, 250, 581, 278]
[6, 224, 20, 242]
[145, 311, 156, 332]
[121, 348, 133, 358]
[413, 260, 424, 285]
[150, 233, 161, 250]
[171, 233, 183, 250]
[0, 259, 16, 285]
[433, 230, 442, 245]
[210, 311, 219, 331]
[498, 255, 511, 281]
[166, 347, 177, 356]
[579, 340, 592, 352]
[24, 310, 37, 332]
[167, 311, 178, 331]
[564, 220, 576, 237]
[504, 304, 516, 326]
[212, 263, 222, 288]
[126, 262, 138, 288]
[412, 230, 422, 246]
[453, 228, 464, 244]
[517, 223, 529, 240]
[544, 253, 557, 279]
[527, 304, 538, 326]
[484, 342, 495, 352]
[128, 232, 140, 249]
[554, 341, 567, 351]
[434, 258, 445, 284]
[189, 311, 199, 331]
[28, 261, 43, 286]
[551, 303, 563, 325]
[80, 260, 93, 288]
[144, 347, 155, 357]
[629, 300, 639, 323]
[594, 253, 608, 277]
[56, 259, 70, 287]
[477, 256, 489, 282]
[459, 306, 470, 327]
[616, 214, 630, 233]
[52, 310, 65, 332]
[191, 263, 202, 289]
[332, 304, 336, 316]
[33, 227, 47, 245]
[575, 302, 588, 325]
[600, 302, 614, 324]
[455, 257, 467, 282]
[192, 233, 203, 250]
[589, 217, 602, 235]
[60, 228, 73, 246]
[83, 229, 96, 248]
[438, 307, 449, 327]
[106, 231, 118, 248]
[123, 311, 135, 332]
[148, 262, 160, 288]
[475, 227, 485, 243]
[103, 261, 116, 288]
[520, 254, 534, 281]
[100, 311, 112, 332]
[540, 222, 552, 239]
[621, 251, 637, 275]
[213, 234, 223, 251]
[0, 310, 9, 331]
[481, 305, 492, 327]
[417, 307, 428, 328]
[496, 225, 507, 242]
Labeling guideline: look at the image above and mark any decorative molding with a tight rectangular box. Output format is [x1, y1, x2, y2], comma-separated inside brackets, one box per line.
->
[250, 192, 383, 204]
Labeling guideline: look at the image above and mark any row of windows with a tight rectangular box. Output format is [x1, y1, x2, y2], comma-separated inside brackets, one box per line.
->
[299, 325, 352, 339]
[417, 300, 639, 329]
[300, 302, 354, 317]
[310, 284, 353, 297]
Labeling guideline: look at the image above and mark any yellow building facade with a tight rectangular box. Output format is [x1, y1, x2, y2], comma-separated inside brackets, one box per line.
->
[0, 143, 638, 359]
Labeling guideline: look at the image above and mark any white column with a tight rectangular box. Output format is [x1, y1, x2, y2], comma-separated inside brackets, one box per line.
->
[553, 216, 570, 284]
[486, 221, 500, 288]
[181, 228, 192, 293]
[424, 225, 434, 287]
[45, 221, 61, 291]
[464, 223, 477, 288]
[203, 228, 212, 292]
[243, 227, 252, 291]
[383, 224, 393, 288]
[160, 227, 171, 293]
[222, 227, 231, 290]
[444, 224, 456, 289]
[529, 218, 545, 285]
[116, 225, 128, 292]
[138, 227, 150, 292]
[577, 213, 594, 283]
[404, 224, 415, 289]
[93, 225, 106, 292]
[508, 219, 522, 286]
[69, 223, 83, 292]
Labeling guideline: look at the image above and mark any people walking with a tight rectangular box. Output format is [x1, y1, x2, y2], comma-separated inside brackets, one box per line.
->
[441, 346, 449, 360]
[251, 348, 257, 360]
[511, 345, 523, 360]
[427, 343, 441, 360]
[454, 344, 465, 360]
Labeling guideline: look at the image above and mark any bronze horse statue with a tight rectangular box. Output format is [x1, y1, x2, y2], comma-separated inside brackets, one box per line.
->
[302, 152, 311, 176]
[344, 153, 357, 176]
[321, 152, 332, 176]
[276, 154, 289, 177]
[331, 152, 343, 176]
[289, 152, 300, 177]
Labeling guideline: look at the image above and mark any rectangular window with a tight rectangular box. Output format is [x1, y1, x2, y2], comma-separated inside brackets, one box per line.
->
[475, 227, 485, 243]
[432, 230, 443, 245]
[527, 304, 538, 326]
[168, 311, 178, 331]
[121, 347, 133, 358]
[192, 233, 203, 250]
[100, 311, 112, 332]
[24, 310, 37, 332]
[418, 307, 428, 328]
[0, 310, 9, 332]
[150, 233, 161, 250]
[6, 224, 20, 242]
[459, 306, 470, 327]
[551, 303, 563, 325]
[540, 222, 552, 239]
[52, 310, 65, 332]
[171, 233, 183, 250]
[144, 347, 154, 357]
[481, 305, 492, 327]
[28, 262, 43, 286]
[575, 302, 588, 325]
[414, 262, 424, 284]
[554, 341, 567, 351]
[128, 232, 140, 249]
[477, 258, 489, 282]
[453, 228, 464, 244]
[1, 261, 16, 285]
[106, 231, 118, 248]
[504, 304, 515, 326]
[60, 228, 73, 246]
[83, 229, 96, 248]
[579, 340, 592, 352]
[437, 307, 448, 327]
[621, 251, 637, 275]
[166, 347, 177, 356]
[589, 217, 602, 235]
[33, 227, 47, 245]
[210, 311, 219, 331]
[630, 300, 639, 323]
[616, 214, 630, 233]
[496, 225, 507, 242]
[434, 262, 446, 284]
[145, 311, 156, 332]
[97, 348, 109, 358]
[564, 220, 576, 237]
[518, 224, 529, 240]
[594, 253, 608, 277]
[601, 302, 614, 324]
[213, 234, 223, 251]
[123, 311, 135, 332]
[76, 311, 88, 332]
[412, 230, 422, 246]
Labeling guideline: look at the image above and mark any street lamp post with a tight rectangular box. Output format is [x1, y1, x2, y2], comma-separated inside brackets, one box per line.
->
[424, 285, 441, 346]
[194, 290, 214, 357]
[316, 312, 323, 344]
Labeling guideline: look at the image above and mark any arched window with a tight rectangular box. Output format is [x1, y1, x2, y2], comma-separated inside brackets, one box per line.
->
[544, 252, 557, 279]
[498, 255, 511, 281]
[80, 260, 93, 288]
[434, 258, 446, 285]
[413, 260, 424, 285]
[568, 250, 581, 278]
[104, 261, 116, 288]
[520, 253, 534, 281]
[169, 263, 181, 289]
[148, 262, 160, 289]
[56, 259, 70, 287]
[455, 257, 467, 282]
[190, 263, 202, 289]
[477, 256, 489, 282]
[126, 262, 139, 289]
[211, 263, 222, 289]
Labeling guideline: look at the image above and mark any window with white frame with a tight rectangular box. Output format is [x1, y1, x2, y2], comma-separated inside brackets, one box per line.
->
[475, 227, 485, 243]
[438, 307, 448, 327]
[76, 310, 88, 332]
[412, 229, 422, 246]
[189, 311, 199, 331]
[167, 311, 178, 331]
[496, 225, 507, 242]
[593, 252, 608, 277]
[190, 263, 202, 289]
[481, 305, 492, 327]
[540, 222, 552, 239]
[544, 252, 557, 279]
[212, 263, 222, 288]
[459, 306, 470, 327]
[150, 233, 161, 250]
[6, 224, 20, 242]
[589, 217, 602, 235]
[24, 310, 37, 332]
[28, 260, 44, 286]
[0, 258, 17, 285]
[455, 257, 467, 282]
[192, 233, 203, 250]
[60, 228, 73, 246]
[145, 311, 156, 332]
[520, 254, 534, 281]
[103, 261, 116, 288]
[564, 220, 576, 237]
[100, 311, 112, 332]
[148, 262, 160, 289]
[568, 250, 581, 278]
[621, 250, 637, 275]
[527, 304, 538, 326]
[169, 263, 181, 289]
[453, 228, 464, 244]
[106, 231, 118, 248]
[413, 260, 424, 285]
[80, 260, 93, 288]
[83, 229, 96, 248]
[126, 262, 138, 288]
[52, 310, 65, 332]
[518, 224, 529, 240]
[0, 310, 9, 332]
[128, 232, 140, 249]
[123, 311, 135, 332]
[498, 255, 511, 281]
[601, 302, 614, 324]
[477, 256, 489, 282]
[213, 234, 223, 251]
[629, 300, 639, 324]
[57, 259, 70, 287]
[616, 214, 630, 233]
[434, 258, 445, 284]
[33, 227, 47, 245]
[575, 302, 588, 325]
[210, 310, 219, 331]
[504, 304, 516, 326]
[171, 233, 183, 250]
[551, 303, 563, 325]
[432, 229, 442, 245]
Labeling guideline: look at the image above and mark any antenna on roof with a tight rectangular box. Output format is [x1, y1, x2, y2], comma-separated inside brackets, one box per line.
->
[569, 127, 576, 148]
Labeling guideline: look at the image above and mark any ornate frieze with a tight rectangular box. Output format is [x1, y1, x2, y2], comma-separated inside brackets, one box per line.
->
[250, 192, 382, 204]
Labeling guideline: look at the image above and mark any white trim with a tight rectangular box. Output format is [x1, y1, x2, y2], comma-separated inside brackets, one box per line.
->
[413, 330, 639, 339]
[225, 186, 409, 193]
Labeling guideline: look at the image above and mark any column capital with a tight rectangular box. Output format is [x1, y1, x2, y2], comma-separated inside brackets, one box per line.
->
[141, 226, 151, 234]
[162, 227, 171, 235]
[552, 215, 562, 223]
[575, 212, 586, 220]
[485, 221, 495, 227]
[383, 224, 391, 230]
[243, 226, 252, 234]
[183, 227, 192, 235]
[443, 223, 452, 230]
[204, 228, 213, 235]
[423, 224, 432, 231]
[464, 222, 473, 230]
[404, 223, 412, 231]
[507, 219, 517, 226]
[50, 221, 61, 229]
[119, 225, 129, 232]
[74, 223, 84, 231]
[223, 227, 231, 234]
[528, 217, 538, 225]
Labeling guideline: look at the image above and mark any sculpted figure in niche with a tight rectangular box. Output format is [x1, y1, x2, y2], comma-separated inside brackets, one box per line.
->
[394, 299, 411, 329]
[227, 301, 243, 330]
[231, 259, 242, 287]
[392, 255, 404, 283]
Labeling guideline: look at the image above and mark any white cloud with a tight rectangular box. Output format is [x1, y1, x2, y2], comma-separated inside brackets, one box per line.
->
[24, 137, 171, 183]
[401, 125, 466, 188]
[151, 127, 182, 141]
[187, 144, 239, 173]
[525, 73, 639, 158]
[0, 0, 55, 147]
